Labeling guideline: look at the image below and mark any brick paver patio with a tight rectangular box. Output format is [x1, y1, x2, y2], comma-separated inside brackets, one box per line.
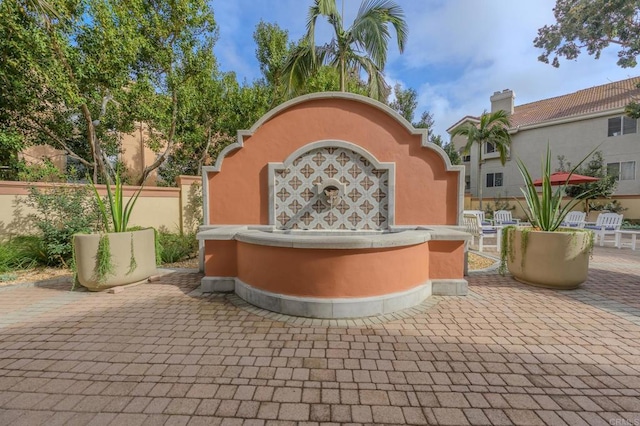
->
[0, 246, 639, 425]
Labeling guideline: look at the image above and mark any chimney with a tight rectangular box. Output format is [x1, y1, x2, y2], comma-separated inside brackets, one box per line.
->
[490, 89, 515, 114]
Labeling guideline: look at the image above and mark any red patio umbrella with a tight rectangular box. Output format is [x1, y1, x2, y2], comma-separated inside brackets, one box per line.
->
[532, 171, 599, 186]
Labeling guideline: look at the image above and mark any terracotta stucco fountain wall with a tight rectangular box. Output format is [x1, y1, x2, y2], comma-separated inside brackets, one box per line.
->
[197, 92, 469, 318]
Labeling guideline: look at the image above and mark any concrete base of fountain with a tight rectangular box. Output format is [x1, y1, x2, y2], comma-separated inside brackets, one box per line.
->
[198, 225, 469, 319]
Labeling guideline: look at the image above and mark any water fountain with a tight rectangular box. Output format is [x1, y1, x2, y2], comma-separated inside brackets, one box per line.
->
[197, 92, 470, 318]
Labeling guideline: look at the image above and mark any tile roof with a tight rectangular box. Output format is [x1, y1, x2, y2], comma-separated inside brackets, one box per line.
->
[510, 76, 640, 128]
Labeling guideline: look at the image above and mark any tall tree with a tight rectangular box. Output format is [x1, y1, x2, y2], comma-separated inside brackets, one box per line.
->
[253, 20, 292, 107]
[1, 0, 219, 185]
[281, 0, 408, 101]
[534, 0, 640, 68]
[129, 0, 218, 185]
[1, 0, 130, 182]
[450, 110, 512, 209]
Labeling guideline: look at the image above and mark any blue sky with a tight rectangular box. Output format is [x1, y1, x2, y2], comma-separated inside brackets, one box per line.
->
[212, 0, 636, 137]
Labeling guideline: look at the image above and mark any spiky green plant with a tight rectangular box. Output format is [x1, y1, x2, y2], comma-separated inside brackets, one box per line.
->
[516, 144, 597, 232]
[89, 173, 143, 233]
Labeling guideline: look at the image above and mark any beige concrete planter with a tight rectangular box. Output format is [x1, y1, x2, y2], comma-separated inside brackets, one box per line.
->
[74, 228, 157, 291]
[506, 228, 592, 289]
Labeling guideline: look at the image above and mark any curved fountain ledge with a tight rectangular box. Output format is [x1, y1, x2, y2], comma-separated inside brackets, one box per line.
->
[236, 228, 430, 249]
[198, 225, 469, 319]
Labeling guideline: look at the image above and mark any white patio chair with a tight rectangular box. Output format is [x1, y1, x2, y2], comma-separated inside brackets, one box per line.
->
[463, 210, 492, 226]
[584, 213, 623, 246]
[561, 211, 586, 228]
[463, 213, 499, 252]
[493, 210, 519, 225]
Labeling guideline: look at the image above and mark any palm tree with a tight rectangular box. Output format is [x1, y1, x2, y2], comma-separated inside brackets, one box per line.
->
[281, 0, 408, 101]
[451, 110, 512, 209]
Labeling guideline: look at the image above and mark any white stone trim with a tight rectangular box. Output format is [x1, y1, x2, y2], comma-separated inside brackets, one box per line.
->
[234, 278, 433, 319]
[431, 279, 468, 296]
[201, 277, 235, 292]
[233, 229, 430, 249]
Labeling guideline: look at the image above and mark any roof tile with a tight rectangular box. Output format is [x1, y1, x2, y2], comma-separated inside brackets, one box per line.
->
[510, 76, 640, 127]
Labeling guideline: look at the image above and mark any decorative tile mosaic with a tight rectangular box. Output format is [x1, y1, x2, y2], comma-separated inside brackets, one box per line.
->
[272, 146, 392, 230]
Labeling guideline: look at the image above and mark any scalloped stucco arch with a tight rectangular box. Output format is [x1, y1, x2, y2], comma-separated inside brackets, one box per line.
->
[203, 92, 464, 225]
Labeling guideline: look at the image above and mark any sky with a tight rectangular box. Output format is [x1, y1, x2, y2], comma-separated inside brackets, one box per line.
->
[211, 0, 637, 138]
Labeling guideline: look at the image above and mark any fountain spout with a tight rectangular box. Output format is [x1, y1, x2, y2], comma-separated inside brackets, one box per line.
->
[315, 178, 345, 209]
[324, 186, 340, 207]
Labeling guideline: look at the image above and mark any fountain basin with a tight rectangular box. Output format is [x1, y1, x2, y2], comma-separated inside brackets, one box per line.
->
[198, 226, 468, 318]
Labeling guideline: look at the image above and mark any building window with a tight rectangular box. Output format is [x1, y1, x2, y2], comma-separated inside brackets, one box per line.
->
[608, 116, 637, 137]
[459, 147, 470, 162]
[465, 176, 471, 191]
[486, 172, 503, 187]
[607, 161, 636, 180]
[485, 142, 495, 154]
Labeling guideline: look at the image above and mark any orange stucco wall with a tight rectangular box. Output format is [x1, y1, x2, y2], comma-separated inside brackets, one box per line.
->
[204, 240, 237, 277]
[427, 241, 465, 279]
[208, 97, 459, 226]
[235, 242, 431, 298]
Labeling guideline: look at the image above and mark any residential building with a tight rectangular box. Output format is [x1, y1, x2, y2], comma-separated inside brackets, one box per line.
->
[448, 76, 640, 201]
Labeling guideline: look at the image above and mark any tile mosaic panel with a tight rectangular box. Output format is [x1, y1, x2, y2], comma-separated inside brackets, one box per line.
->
[273, 146, 390, 230]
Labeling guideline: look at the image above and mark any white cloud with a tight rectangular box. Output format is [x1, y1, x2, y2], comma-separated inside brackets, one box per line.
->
[214, 0, 638, 137]
[386, 0, 636, 137]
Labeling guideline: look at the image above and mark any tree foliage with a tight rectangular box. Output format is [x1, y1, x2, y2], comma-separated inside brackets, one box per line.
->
[0, 0, 244, 185]
[253, 20, 292, 107]
[0, 131, 26, 180]
[158, 73, 270, 184]
[557, 151, 618, 211]
[390, 83, 418, 122]
[535, 0, 640, 68]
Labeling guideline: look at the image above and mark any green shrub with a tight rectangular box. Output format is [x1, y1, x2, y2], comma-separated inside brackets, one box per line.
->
[23, 185, 102, 267]
[622, 220, 640, 230]
[0, 236, 45, 273]
[157, 232, 198, 264]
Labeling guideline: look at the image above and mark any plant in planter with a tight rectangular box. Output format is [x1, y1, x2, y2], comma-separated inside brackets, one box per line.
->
[500, 145, 596, 289]
[73, 173, 157, 291]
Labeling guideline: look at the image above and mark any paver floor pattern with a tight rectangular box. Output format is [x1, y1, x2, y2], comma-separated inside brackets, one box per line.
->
[0, 248, 639, 425]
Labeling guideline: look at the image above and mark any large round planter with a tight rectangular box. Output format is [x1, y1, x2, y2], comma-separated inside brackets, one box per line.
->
[506, 228, 592, 289]
[73, 228, 157, 291]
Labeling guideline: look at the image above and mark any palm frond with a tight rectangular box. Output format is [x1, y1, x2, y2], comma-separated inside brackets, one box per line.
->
[306, 0, 339, 53]
[352, 54, 389, 100]
[450, 123, 480, 156]
[351, 0, 407, 69]
[281, 43, 325, 96]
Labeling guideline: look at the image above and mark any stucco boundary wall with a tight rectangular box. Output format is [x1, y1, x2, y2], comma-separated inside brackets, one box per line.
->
[464, 194, 640, 222]
[0, 175, 202, 237]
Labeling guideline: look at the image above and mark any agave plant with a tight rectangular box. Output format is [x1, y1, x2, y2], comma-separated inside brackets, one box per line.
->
[516, 144, 596, 232]
[89, 172, 143, 233]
